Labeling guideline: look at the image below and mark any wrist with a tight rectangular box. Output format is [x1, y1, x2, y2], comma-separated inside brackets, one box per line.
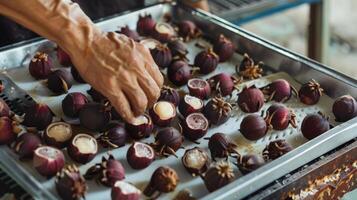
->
[59, 21, 102, 54]
[0, 0, 101, 58]
[54, 2, 102, 54]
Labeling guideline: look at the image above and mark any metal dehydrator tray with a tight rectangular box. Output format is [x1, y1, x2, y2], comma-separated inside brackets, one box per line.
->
[0, 3, 356, 200]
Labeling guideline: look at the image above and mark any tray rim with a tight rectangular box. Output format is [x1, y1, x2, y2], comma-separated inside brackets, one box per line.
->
[0, 2, 356, 200]
[178, 3, 357, 88]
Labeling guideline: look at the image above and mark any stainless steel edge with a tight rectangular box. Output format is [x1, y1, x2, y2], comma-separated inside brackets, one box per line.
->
[0, 39, 53, 71]
[0, 3, 356, 200]
[202, 118, 357, 200]
[0, 147, 56, 200]
[213, 0, 291, 21]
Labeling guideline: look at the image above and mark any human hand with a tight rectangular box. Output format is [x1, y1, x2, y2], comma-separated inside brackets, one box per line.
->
[70, 32, 163, 123]
[0, 0, 163, 123]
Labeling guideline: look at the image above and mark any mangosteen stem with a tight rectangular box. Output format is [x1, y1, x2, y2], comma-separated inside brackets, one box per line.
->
[291, 85, 299, 98]
[264, 111, 275, 130]
[309, 79, 324, 96]
[241, 103, 250, 113]
[207, 48, 218, 59]
[107, 141, 119, 148]
[231, 76, 243, 84]
[59, 77, 69, 93]
[317, 111, 329, 121]
[177, 115, 185, 123]
[256, 101, 264, 112]
[261, 86, 269, 95]
[290, 112, 298, 128]
[189, 66, 200, 71]
[158, 145, 165, 156]
[152, 191, 162, 199]
[103, 101, 113, 112]
[143, 184, 157, 197]
[232, 76, 243, 85]
[12, 123, 22, 134]
[215, 82, 222, 96]
[11, 113, 21, 122]
[290, 119, 297, 128]
[281, 95, 291, 103]
[192, 140, 200, 145]
[229, 146, 240, 158]
[267, 91, 276, 102]
[233, 85, 242, 93]
[195, 41, 208, 49]
[174, 55, 189, 62]
[167, 147, 178, 158]
[26, 127, 38, 133]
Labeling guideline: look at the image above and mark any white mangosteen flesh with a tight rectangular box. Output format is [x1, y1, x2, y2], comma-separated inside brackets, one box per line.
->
[134, 142, 154, 159]
[188, 78, 208, 89]
[156, 22, 174, 34]
[36, 146, 61, 159]
[73, 134, 97, 154]
[184, 148, 206, 169]
[154, 101, 176, 120]
[132, 115, 149, 126]
[140, 39, 160, 50]
[47, 122, 72, 142]
[185, 95, 203, 109]
[114, 181, 141, 195]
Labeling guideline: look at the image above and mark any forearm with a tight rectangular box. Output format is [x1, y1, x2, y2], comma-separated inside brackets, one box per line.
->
[0, 0, 101, 61]
[181, 0, 209, 11]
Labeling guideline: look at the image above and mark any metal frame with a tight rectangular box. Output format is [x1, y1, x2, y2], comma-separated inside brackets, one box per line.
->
[0, 3, 355, 200]
[210, 0, 320, 23]
[248, 139, 357, 199]
[209, 0, 329, 63]
[308, 0, 329, 63]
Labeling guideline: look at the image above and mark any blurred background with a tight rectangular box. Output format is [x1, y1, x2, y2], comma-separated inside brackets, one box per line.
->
[240, 0, 356, 78]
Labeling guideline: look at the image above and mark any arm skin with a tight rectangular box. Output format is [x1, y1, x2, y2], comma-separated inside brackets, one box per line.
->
[181, 0, 210, 11]
[0, 0, 164, 123]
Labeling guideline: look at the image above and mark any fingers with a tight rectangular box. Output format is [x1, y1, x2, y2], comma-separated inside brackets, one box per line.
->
[122, 81, 148, 116]
[108, 91, 135, 123]
[138, 44, 164, 88]
[137, 71, 161, 109]
[147, 61, 164, 88]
